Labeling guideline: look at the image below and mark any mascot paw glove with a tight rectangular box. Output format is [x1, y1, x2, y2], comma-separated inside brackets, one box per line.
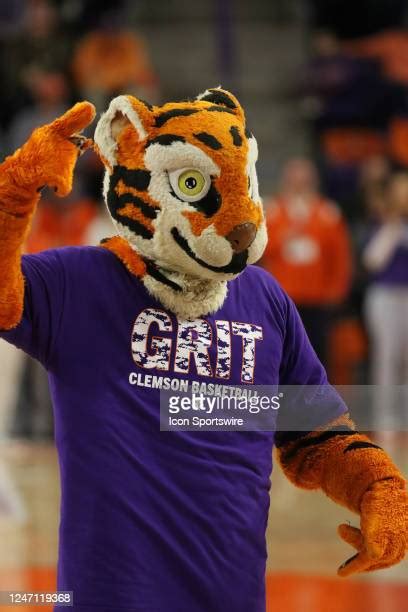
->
[338, 478, 408, 577]
[1, 101, 95, 209]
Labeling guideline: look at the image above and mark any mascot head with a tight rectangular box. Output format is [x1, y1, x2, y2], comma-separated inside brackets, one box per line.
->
[94, 88, 267, 318]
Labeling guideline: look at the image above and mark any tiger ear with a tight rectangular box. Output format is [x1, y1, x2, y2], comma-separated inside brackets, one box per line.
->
[94, 95, 154, 167]
[196, 87, 245, 122]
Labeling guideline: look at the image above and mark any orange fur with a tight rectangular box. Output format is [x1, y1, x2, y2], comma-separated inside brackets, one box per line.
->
[113, 96, 263, 238]
[101, 236, 146, 277]
[116, 202, 155, 234]
[0, 102, 95, 329]
[113, 177, 158, 235]
[3, 102, 95, 197]
[115, 180, 159, 211]
[337, 479, 407, 576]
[0, 210, 34, 328]
[116, 125, 145, 169]
[277, 414, 405, 512]
[278, 414, 407, 575]
[155, 107, 261, 237]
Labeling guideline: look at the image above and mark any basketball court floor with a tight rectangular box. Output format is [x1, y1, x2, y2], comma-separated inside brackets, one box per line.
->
[0, 436, 406, 612]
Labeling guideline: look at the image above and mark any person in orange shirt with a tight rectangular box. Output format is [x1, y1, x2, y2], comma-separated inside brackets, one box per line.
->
[72, 10, 158, 111]
[262, 158, 352, 365]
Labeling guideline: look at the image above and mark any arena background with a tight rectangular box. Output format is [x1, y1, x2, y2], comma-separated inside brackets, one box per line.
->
[0, 1, 407, 610]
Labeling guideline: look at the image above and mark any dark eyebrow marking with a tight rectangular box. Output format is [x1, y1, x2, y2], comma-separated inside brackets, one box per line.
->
[147, 134, 185, 146]
[194, 132, 222, 150]
[200, 89, 237, 109]
[111, 166, 151, 191]
[245, 127, 253, 139]
[229, 126, 242, 146]
[206, 105, 236, 115]
[155, 108, 199, 128]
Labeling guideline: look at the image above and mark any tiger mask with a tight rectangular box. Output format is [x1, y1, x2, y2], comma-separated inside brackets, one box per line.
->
[94, 88, 267, 319]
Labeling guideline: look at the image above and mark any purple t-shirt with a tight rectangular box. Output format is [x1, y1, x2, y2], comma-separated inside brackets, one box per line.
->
[1, 247, 345, 612]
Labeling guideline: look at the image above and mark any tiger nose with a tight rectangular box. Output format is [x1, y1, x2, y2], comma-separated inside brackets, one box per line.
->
[226, 223, 257, 253]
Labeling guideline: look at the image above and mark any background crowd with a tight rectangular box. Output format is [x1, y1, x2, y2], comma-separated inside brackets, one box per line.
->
[0, 0, 407, 440]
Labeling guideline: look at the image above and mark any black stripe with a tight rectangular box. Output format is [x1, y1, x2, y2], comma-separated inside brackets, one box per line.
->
[245, 127, 253, 138]
[139, 98, 153, 111]
[147, 134, 185, 146]
[200, 89, 237, 109]
[145, 260, 182, 292]
[111, 166, 151, 192]
[206, 105, 236, 116]
[275, 431, 314, 447]
[155, 108, 198, 128]
[276, 425, 355, 449]
[108, 190, 157, 220]
[114, 214, 153, 240]
[107, 166, 157, 239]
[117, 194, 157, 219]
[107, 188, 156, 239]
[344, 441, 383, 454]
[230, 126, 242, 146]
[280, 428, 356, 462]
[194, 132, 222, 150]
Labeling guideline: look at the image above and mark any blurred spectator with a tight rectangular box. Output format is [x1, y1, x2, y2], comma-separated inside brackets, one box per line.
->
[0, 0, 72, 129]
[344, 29, 408, 172]
[325, 158, 391, 385]
[27, 195, 100, 251]
[333, 155, 390, 224]
[345, 156, 391, 322]
[72, 8, 158, 111]
[303, 31, 390, 131]
[356, 155, 391, 221]
[363, 172, 408, 390]
[301, 30, 401, 205]
[262, 158, 352, 365]
[345, 29, 408, 87]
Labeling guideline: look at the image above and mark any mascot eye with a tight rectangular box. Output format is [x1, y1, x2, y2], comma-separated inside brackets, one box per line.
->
[169, 168, 210, 202]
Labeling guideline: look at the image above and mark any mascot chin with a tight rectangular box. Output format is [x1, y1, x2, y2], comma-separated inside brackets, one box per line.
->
[0, 89, 406, 612]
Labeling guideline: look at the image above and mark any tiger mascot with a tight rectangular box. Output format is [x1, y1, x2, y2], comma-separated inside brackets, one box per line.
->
[0, 89, 406, 612]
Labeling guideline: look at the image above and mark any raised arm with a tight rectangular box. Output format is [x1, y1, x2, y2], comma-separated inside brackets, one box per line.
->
[0, 102, 95, 330]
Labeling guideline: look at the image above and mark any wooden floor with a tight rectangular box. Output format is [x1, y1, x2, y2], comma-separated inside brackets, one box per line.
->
[0, 438, 407, 611]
